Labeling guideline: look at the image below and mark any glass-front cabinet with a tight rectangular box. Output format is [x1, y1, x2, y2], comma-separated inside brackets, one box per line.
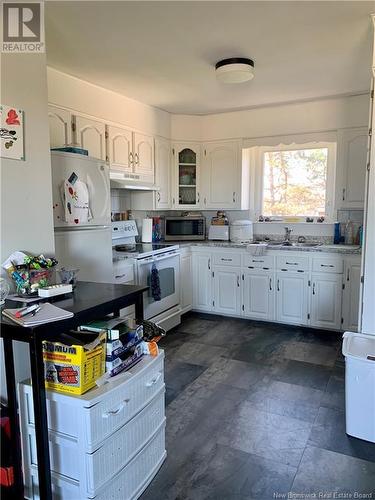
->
[173, 143, 201, 209]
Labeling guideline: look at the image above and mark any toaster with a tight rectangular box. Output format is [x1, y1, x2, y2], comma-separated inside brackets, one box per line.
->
[208, 225, 229, 241]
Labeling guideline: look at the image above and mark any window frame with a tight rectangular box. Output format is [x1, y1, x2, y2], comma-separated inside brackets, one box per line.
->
[250, 141, 337, 222]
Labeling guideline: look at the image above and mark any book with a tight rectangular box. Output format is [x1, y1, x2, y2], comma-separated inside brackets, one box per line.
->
[81, 317, 140, 341]
[2, 303, 74, 327]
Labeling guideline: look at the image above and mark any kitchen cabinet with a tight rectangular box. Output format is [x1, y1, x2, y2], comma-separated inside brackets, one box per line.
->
[212, 266, 241, 315]
[180, 248, 193, 314]
[106, 124, 133, 172]
[74, 115, 106, 161]
[155, 138, 172, 209]
[342, 257, 361, 332]
[133, 132, 154, 179]
[202, 141, 243, 209]
[336, 127, 368, 209]
[242, 270, 275, 321]
[192, 252, 212, 312]
[173, 143, 201, 209]
[48, 105, 72, 148]
[276, 271, 309, 325]
[310, 274, 343, 330]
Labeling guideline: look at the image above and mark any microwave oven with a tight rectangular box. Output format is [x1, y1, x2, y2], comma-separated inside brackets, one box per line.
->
[164, 216, 206, 241]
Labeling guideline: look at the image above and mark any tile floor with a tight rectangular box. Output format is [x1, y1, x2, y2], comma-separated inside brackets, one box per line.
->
[141, 312, 375, 500]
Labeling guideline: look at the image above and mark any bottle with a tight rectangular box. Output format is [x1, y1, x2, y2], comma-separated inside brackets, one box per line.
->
[345, 220, 354, 245]
[334, 222, 341, 244]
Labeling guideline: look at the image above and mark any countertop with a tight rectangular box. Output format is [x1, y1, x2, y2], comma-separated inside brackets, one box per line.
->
[173, 240, 362, 254]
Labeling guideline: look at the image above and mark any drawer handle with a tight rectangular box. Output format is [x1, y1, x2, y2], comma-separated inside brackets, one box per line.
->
[102, 399, 130, 418]
[252, 260, 264, 263]
[115, 274, 126, 279]
[146, 372, 162, 387]
[248, 266, 254, 269]
[286, 262, 298, 266]
[221, 258, 232, 262]
[321, 264, 334, 268]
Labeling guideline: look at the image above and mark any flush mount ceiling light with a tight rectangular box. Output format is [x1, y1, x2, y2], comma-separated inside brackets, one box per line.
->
[215, 57, 255, 84]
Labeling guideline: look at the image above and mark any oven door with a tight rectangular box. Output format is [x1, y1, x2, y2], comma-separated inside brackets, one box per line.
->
[136, 251, 180, 320]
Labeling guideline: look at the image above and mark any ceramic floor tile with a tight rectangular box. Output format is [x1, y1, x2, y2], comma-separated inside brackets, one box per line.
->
[272, 358, 332, 390]
[278, 341, 339, 367]
[308, 406, 375, 462]
[292, 446, 375, 496]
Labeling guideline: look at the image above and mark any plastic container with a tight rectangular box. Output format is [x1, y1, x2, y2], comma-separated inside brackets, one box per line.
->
[334, 222, 341, 244]
[344, 220, 354, 245]
[342, 331, 375, 443]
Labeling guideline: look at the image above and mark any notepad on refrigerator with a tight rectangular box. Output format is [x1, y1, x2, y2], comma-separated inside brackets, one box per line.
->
[2, 303, 74, 327]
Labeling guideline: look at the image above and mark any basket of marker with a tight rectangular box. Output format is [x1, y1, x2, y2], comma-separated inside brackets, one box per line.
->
[2, 251, 58, 297]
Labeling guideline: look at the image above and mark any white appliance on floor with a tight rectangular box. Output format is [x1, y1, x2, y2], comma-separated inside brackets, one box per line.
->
[112, 221, 181, 331]
[51, 152, 113, 283]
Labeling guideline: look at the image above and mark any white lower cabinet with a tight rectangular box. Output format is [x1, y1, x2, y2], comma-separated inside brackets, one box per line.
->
[212, 266, 241, 315]
[192, 252, 212, 312]
[180, 249, 193, 314]
[310, 273, 343, 330]
[242, 270, 275, 321]
[192, 249, 359, 331]
[19, 353, 166, 500]
[342, 257, 362, 332]
[275, 271, 309, 326]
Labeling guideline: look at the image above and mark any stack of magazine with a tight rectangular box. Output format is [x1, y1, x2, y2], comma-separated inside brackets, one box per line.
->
[2, 303, 74, 327]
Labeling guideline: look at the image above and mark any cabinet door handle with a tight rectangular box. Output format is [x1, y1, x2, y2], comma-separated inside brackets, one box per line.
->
[134, 152, 139, 165]
[277, 279, 280, 291]
[312, 283, 316, 295]
[129, 152, 134, 165]
[208, 258, 211, 270]
[204, 197, 207, 205]
[269, 278, 272, 291]
[197, 192, 200, 203]
[172, 197, 175, 205]
[347, 269, 350, 281]
[233, 192, 236, 203]
[237, 275, 240, 287]
[157, 191, 161, 202]
[342, 188, 346, 201]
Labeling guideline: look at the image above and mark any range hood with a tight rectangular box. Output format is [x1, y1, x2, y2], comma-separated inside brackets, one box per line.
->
[110, 172, 159, 191]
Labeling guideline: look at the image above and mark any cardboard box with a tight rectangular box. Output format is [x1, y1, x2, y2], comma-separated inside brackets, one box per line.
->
[43, 331, 106, 395]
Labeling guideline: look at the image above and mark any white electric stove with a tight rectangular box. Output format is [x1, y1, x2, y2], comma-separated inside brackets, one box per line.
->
[112, 221, 181, 331]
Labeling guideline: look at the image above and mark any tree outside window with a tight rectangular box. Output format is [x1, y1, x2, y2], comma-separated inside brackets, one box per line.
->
[262, 147, 328, 217]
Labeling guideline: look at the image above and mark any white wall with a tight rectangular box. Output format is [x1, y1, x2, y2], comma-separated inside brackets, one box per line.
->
[0, 53, 54, 400]
[171, 94, 369, 141]
[47, 67, 171, 138]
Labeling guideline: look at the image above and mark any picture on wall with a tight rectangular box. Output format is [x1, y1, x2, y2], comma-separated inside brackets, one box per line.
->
[0, 104, 24, 160]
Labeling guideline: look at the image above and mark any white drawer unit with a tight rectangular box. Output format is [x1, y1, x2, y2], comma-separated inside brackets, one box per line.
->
[212, 252, 241, 267]
[27, 422, 166, 500]
[242, 254, 274, 270]
[113, 260, 135, 284]
[19, 352, 166, 500]
[277, 254, 309, 272]
[312, 256, 343, 274]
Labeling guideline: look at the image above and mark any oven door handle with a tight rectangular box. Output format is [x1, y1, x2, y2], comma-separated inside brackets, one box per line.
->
[138, 252, 180, 265]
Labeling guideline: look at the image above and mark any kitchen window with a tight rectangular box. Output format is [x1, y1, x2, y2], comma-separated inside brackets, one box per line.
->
[250, 141, 336, 220]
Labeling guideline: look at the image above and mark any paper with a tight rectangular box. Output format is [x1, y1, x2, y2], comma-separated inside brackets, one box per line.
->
[2, 303, 74, 327]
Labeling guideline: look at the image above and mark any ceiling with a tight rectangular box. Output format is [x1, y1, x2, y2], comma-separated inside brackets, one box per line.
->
[45, 1, 375, 115]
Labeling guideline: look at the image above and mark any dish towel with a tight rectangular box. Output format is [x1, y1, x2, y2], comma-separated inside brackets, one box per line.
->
[63, 178, 92, 225]
[150, 263, 161, 301]
[247, 243, 267, 256]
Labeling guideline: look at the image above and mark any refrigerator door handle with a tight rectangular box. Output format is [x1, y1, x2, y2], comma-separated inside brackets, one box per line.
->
[54, 225, 110, 232]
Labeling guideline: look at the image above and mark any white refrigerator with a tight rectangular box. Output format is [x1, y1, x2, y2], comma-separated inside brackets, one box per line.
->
[51, 151, 113, 283]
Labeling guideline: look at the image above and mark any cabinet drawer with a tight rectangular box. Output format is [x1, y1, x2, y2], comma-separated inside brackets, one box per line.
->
[213, 253, 241, 267]
[312, 257, 343, 274]
[83, 354, 164, 451]
[113, 260, 134, 283]
[277, 255, 309, 271]
[25, 388, 165, 496]
[242, 255, 274, 270]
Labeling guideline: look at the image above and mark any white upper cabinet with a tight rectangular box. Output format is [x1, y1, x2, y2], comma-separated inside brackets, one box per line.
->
[336, 127, 368, 209]
[202, 141, 241, 209]
[173, 143, 201, 209]
[74, 115, 106, 161]
[48, 105, 72, 148]
[133, 132, 154, 179]
[154, 138, 172, 209]
[106, 125, 133, 172]
[310, 273, 342, 330]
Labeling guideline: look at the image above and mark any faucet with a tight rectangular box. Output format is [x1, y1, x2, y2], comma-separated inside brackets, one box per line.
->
[284, 227, 292, 245]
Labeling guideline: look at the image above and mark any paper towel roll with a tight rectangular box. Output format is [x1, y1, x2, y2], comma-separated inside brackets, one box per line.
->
[142, 218, 153, 243]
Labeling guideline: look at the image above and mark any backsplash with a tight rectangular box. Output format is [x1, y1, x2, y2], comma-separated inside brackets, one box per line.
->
[110, 189, 364, 243]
